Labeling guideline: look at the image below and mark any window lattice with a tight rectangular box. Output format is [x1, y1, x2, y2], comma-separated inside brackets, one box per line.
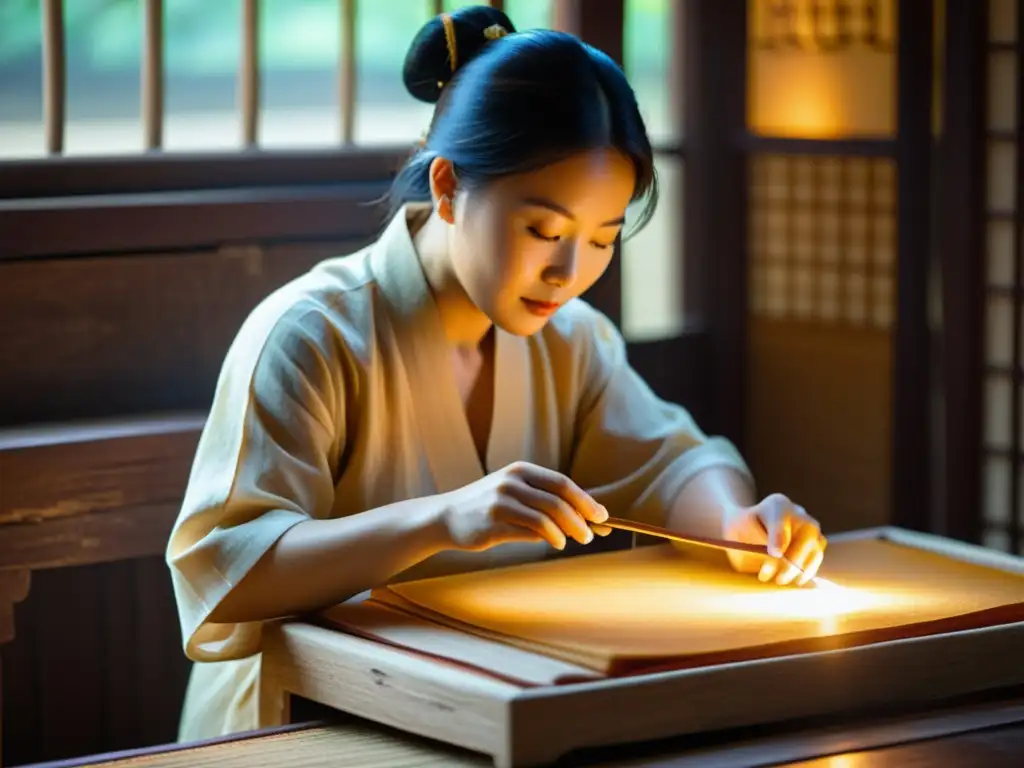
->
[749, 154, 896, 328]
[982, 0, 1022, 555]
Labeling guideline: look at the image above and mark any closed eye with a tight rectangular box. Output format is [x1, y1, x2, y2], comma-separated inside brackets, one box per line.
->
[529, 226, 614, 250]
[527, 226, 560, 242]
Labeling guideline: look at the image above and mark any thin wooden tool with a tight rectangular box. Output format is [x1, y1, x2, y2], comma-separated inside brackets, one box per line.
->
[595, 516, 817, 585]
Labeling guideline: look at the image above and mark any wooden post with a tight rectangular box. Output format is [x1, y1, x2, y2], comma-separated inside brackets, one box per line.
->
[891, 0, 935, 532]
[935, 0, 985, 543]
[40, 0, 65, 155]
[682, 0, 749, 446]
[0, 570, 31, 768]
[259, 624, 293, 729]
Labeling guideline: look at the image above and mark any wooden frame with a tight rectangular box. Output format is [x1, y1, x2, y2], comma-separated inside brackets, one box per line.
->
[972, 0, 1024, 555]
[682, 0, 748, 446]
[935, 0, 986, 544]
[890, 0, 936, 533]
[259, 527, 1024, 768]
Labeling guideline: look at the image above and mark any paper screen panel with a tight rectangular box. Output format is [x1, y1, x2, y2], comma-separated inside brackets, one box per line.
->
[746, 0, 897, 139]
[982, 0, 1022, 554]
[748, 154, 895, 329]
[373, 539, 1024, 675]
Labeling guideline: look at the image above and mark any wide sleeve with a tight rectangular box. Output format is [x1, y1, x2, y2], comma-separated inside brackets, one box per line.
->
[165, 303, 347, 663]
[568, 307, 753, 526]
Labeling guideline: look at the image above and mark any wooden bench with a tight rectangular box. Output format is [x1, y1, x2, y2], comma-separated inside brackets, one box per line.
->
[0, 414, 207, 766]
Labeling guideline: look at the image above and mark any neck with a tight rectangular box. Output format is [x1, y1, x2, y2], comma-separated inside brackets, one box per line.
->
[413, 210, 494, 349]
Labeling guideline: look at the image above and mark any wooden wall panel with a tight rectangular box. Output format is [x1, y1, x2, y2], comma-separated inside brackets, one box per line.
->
[0, 241, 366, 427]
[746, 151, 896, 536]
[746, 320, 892, 534]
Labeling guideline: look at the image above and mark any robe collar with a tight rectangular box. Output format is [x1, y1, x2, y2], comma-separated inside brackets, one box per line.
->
[368, 204, 531, 492]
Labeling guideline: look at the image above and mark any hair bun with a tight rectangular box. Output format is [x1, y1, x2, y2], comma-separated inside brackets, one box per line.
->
[403, 5, 517, 103]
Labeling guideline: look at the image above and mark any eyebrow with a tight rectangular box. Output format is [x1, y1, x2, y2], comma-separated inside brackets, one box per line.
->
[520, 196, 626, 228]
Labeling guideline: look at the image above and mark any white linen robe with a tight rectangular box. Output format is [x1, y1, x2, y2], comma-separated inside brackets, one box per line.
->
[166, 203, 751, 741]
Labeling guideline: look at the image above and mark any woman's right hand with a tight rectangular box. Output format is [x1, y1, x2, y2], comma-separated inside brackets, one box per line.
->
[437, 461, 610, 552]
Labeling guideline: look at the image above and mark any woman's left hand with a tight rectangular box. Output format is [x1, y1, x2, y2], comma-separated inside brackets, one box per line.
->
[721, 493, 827, 586]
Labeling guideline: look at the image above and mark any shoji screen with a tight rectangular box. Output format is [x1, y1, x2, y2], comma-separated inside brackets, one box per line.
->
[745, 0, 898, 533]
[982, 0, 1022, 553]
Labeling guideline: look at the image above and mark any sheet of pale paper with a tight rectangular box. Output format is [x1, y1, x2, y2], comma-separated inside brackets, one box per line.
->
[365, 539, 1024, 675]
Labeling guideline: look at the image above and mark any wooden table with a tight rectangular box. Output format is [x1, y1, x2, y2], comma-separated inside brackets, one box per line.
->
[21, 692, 1024, 768]
[253, 528, 1024, 767]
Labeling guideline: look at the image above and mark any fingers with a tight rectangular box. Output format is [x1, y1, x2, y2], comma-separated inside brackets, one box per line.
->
[589, 524, 613, 537]
[754, 498, 827, 587]
[774, 523, 823, 585]
[796, 544, 826, 586]
[755, 502, 789, 582]
[511, 462, 608, 524]
[773, 558, 802, 586]
[508, 481, 594, 545]
[757, 559, 779, 583]
[757, 502, 793, 558]
[788, 525, 825, 573]
[494, 500, 569, 550]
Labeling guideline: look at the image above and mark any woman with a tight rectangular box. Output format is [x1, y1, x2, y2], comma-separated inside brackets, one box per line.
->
[166, 5, 827, 742]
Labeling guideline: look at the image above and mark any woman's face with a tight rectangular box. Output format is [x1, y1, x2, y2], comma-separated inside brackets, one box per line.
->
[443, 148, 636, 336]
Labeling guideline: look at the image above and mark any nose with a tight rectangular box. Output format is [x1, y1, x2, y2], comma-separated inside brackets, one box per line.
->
[541, 241, 579, 288]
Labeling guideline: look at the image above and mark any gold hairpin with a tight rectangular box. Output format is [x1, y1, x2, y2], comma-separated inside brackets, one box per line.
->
[483, 24, 508, 41]
[441, 13, 458, 73]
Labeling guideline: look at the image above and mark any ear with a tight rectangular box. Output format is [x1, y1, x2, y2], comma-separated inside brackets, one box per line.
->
[428, 156, 458, 224]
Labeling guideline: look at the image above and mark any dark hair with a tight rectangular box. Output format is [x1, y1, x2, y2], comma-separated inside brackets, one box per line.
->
[386, 5, 658, 237]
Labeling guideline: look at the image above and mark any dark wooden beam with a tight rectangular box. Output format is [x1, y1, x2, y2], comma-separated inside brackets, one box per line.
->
[891, 0, 935, 532]
[0, 147, 408, 200]
[682, 0, 748, 444]
[0, 509, 182, 574]
[937, 0, 986, 543]
[0, 414, 202, 571]
[0, 413, 204, 526]
[740, 136, 895, 157]
[0, 183, 389, 261]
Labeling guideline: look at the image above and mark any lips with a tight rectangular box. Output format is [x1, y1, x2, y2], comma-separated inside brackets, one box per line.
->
[521, 298, 562, 316]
